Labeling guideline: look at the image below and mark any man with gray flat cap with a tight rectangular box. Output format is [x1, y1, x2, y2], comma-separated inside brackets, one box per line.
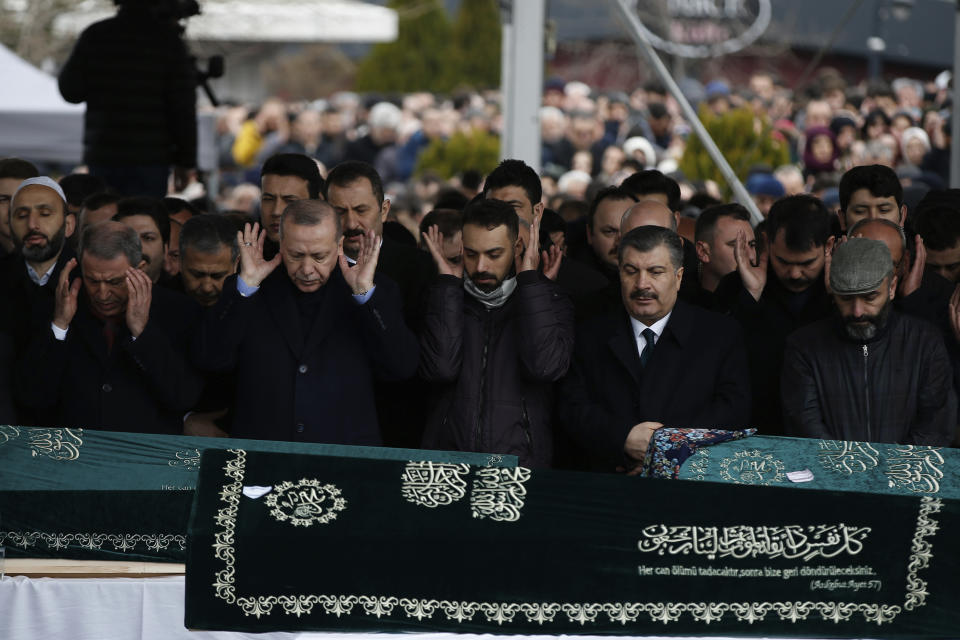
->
[782, 237, 957, 445]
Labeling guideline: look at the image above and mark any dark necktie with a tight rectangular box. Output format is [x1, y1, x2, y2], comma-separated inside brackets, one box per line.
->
[102, 319, 119, 355]
[639, 328, 656, 367]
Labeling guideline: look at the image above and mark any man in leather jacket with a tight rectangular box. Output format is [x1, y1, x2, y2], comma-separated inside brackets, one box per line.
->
[782, 238, 956, 445]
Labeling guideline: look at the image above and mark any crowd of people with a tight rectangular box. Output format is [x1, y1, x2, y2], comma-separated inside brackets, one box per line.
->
[2, 67, 959, 472]
[205, 68, 953, 223]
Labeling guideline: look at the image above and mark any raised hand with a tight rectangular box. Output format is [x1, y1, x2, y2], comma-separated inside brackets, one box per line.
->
[949, 285, 960, 346]
[125, 267, 152, 338]
[899, 234, 926, 298]
[517, 213, 543, 274]
[238, 222, 281, 288]
[339, 229, 379, 295]
[823, 235, 847, 294]
[824, 236, 835, 294]
[541, 243, 563, 281]
[422, 224, 463, 278]
[735, 229, 767, 302]
[53, 258, 81, 330]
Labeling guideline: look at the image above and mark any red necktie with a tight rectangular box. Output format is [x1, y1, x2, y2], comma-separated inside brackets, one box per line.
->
[102, 319, 118, 355]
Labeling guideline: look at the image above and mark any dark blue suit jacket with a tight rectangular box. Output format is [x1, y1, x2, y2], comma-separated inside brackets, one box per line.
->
[194, 267, 419, 444]
[559, 300, 752, 470]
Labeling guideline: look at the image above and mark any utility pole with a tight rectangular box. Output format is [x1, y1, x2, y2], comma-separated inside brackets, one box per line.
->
[499, 0, 545, 171]
[610, 0, 763, 223]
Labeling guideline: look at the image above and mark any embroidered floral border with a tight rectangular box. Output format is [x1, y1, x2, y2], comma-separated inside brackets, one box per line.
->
[209, 448, 940, 627]
[0, 530, 186, 553]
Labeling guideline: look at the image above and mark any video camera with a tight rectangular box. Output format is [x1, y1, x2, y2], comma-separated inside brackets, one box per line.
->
[114, 0, 224, 105]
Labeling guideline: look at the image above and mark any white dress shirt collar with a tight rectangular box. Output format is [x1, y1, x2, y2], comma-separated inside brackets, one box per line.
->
[26, 260, 57, 286]
[629, 311, 672, 355]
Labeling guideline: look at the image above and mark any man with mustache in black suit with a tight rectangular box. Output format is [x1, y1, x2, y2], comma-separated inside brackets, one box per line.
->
[560, 225, 751, 472]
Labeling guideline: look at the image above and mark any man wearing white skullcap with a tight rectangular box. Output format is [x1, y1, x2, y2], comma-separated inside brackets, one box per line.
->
[0, 177, 78, 422]
[1, 177, 76, 333]
[7, 177, 75, 287]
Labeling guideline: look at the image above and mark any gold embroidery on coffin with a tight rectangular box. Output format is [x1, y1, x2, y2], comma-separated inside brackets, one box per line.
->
[687, 447, 710, 481]
[27, 428, 84, 461]
[400, 461, 470, 508]
[884, 446, 944, 495]
[719, 449, 785, 485]
[636, 524, 871, 562]
[0, 530, 186, 553]
[168, 448, 202, 470]
[209, 449, 941, 627]
[399, 461, 532, 520]
[818, 441, 882, 475]
[0, 425, 21, 445]
[470, 466, 532, 522]
[264, 479, 346, 527]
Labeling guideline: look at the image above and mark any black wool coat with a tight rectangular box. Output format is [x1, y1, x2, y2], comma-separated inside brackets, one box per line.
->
[193, 268, 419, 445]
[559, 300, 752, 471]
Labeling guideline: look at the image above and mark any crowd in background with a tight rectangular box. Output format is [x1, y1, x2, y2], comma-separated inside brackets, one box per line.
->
[2, 64, 960, 473]
[201, 68, 953, 226]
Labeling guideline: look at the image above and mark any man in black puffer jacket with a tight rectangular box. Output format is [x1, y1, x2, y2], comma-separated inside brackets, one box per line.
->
[419, 199, 575, 468]
[782, 238, 957, 445]
[58, 0, 197, 197]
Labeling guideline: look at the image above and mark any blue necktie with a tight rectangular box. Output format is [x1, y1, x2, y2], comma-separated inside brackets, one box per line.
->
[639, 328, 656, 368]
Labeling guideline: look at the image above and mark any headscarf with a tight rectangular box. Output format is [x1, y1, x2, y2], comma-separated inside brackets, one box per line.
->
[802, 126, 839, 174]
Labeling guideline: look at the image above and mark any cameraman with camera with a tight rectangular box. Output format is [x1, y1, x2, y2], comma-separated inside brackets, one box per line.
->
[58, 0, 198, 198]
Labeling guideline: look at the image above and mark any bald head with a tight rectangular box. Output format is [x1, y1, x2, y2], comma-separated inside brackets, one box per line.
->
[620, 199, 677, 234]
[847, 218, 906, 267]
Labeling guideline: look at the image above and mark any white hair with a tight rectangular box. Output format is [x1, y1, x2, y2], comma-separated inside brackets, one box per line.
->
[539, 105, 565, 122]
[623, 136, 656, 169]
[368, 102, 402, 130]
[564, 81, 591, 98]
[557, 170, 592, 193]
[774, 164, 803, 181]
[900, 126, 931, 158]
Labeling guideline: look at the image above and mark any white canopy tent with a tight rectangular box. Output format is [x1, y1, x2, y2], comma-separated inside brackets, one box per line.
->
[53, 0, 399, 44]
[0, 42, 85, 165]
[0, 42, 217, 170]
[3, 1, 397, 164]
[52, 0, 399, 104]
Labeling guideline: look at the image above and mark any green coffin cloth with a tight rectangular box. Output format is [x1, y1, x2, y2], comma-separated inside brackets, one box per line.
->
[185, 448, 960, 636]
[0, 426, 514, 562]
[678, 435, 960, 500]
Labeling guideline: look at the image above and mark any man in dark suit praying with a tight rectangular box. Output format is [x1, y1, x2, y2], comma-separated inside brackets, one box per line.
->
[16, 220, 201, 433]
[193, 199, 419, 444]
[559, 225, 751, 472]
[324, 160, 434, 447]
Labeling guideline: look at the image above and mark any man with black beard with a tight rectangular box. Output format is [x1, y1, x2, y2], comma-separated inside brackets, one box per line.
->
[325, 160, 434, 448]
[715, 195, 834, 435]
[419, 198, 574, 467]
[0, 177, 76, 345]
[782, 238, 956, 445]
[0, 176, 74, 423]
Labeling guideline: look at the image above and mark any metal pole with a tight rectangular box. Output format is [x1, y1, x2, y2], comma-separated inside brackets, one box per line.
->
[499, 0, 544, 171]
[610, 0, 763, 224]
[951, 0, 960, 187]
[500, 3, 514, 162]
